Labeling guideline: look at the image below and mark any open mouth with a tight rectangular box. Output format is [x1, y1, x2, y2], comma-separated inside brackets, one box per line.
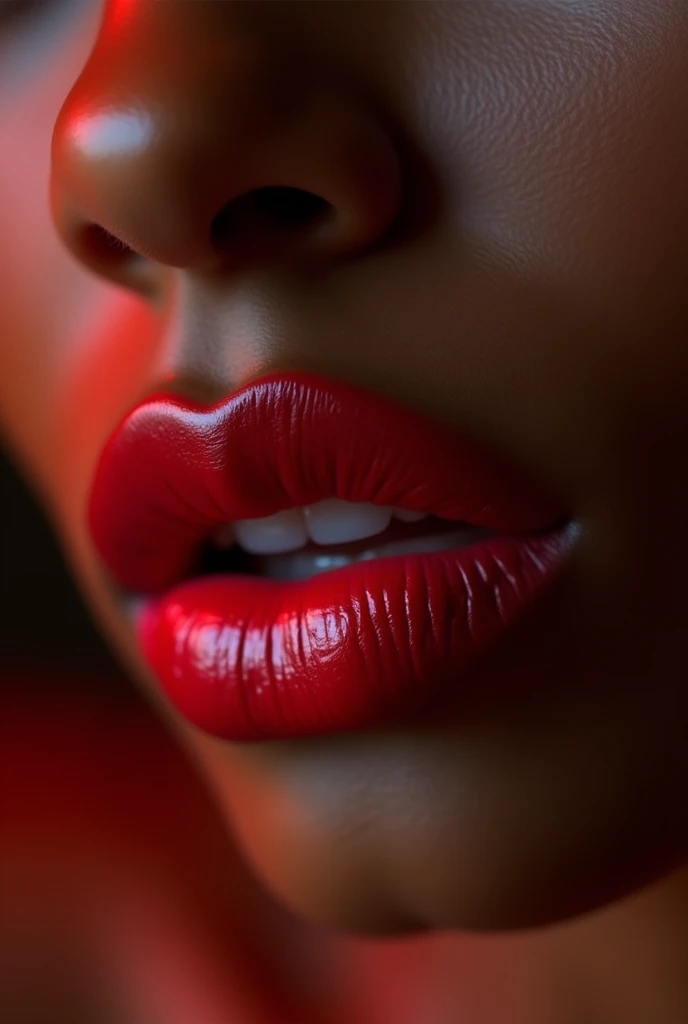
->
[90, 370, 577, 742]
[193, 501, 497, 582]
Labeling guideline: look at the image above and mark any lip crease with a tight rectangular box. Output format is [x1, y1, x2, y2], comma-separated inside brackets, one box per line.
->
[89, 370, 577, 741]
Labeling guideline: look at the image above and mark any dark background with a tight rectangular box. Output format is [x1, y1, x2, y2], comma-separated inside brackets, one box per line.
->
[0, 445, 121, 688]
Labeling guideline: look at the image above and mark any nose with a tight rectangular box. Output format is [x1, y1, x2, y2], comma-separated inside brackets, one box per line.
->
[50, 1, 402, 293]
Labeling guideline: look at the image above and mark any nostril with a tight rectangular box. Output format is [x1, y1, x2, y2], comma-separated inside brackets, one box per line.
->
[76, 223, 162, 300]
[81, 223, 138, 264]
[250, 186, 331, 225]
[210, 186, 333, 255]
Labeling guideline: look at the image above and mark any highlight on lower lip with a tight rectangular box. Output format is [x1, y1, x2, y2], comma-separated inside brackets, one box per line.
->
[137, 524, 578, 742]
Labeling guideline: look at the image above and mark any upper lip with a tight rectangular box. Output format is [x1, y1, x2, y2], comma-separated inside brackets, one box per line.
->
[89, 370, 566, 594]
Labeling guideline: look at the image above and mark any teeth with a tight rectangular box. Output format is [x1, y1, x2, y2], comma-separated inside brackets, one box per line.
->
[210, 502, 433, 555]
[259, 527, 494, 581]
[233, 508, 308, 555]
[392, 508, 429, 523]
[303, 499, 392, 545]
[358, 527, 493, 559]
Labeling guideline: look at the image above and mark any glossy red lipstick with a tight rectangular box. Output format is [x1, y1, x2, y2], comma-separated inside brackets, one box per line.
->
[89, 371, 577, 740]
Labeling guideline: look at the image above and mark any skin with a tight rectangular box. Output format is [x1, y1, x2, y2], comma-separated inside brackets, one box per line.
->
[2, 0, 688, 983]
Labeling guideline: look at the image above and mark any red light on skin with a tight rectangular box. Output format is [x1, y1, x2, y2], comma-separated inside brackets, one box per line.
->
[0, 684, 334, 1022]
[104, 0, 139, 35]
[56, 295, 164, 537]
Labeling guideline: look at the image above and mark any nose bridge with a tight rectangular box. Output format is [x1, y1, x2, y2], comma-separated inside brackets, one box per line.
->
[50, 0, 403, 278]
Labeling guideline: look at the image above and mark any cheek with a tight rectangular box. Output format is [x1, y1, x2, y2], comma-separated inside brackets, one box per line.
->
[54, 295, 165, 539]
[422, 3, 688, 321]
[0, 123, 80, 481]
[0, 85, 163, 566]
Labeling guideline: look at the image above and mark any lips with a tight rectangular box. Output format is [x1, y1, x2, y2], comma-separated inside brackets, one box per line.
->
[89, 371, 577, 741]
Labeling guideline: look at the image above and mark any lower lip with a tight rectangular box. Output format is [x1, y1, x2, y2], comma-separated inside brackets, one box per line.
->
[136, 523, 578, 742]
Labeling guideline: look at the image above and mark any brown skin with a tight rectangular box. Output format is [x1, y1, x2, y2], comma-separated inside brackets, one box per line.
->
[2, 0, 688, 956]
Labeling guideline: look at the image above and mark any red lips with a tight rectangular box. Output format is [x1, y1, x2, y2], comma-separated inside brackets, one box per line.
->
[89, 371, 576, 740]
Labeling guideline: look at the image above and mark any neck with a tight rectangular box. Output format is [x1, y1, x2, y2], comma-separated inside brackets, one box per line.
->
[327, 865, 688, 1024]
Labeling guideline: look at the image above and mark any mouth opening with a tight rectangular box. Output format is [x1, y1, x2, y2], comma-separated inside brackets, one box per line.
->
[192, 538, 256, 578]
[189, 515, 499, 583]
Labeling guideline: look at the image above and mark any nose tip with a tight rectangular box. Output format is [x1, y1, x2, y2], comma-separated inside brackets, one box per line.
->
[50, 24, 403, 289]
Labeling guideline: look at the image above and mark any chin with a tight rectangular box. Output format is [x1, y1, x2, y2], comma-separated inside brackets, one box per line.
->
[227, 806, 680, 938]
[194, 727, 685, 937]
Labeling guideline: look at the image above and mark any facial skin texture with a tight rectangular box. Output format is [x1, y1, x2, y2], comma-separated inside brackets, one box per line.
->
[1, 0, 688, 937]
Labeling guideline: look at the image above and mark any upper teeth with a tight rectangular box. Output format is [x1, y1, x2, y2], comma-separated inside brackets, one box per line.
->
[212, 500, 429, 555]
